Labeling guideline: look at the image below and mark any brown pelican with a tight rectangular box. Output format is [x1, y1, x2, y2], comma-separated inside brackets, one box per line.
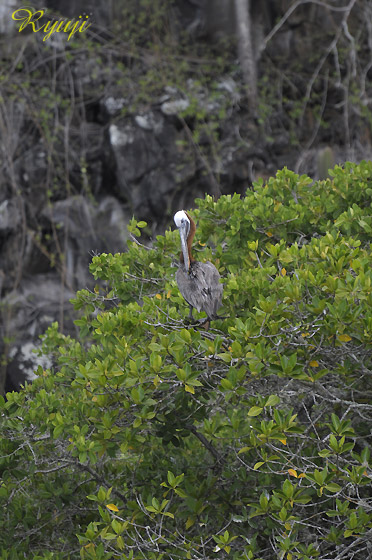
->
[174, 210, 223, 327]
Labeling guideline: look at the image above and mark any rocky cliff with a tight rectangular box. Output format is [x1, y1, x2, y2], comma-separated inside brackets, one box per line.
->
[0, 0, 371, 392]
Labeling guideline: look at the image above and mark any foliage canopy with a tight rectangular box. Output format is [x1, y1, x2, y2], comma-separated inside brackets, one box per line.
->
[1, 163, 372, 559]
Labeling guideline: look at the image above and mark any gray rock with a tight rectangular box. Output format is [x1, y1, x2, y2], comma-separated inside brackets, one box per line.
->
[42, 195, 130, 288]
[0, 199, 22, 233]
[109, 124, 135, 148]
[161, 99, 190, 116]
[109, 115, 196, 218]
[3, 273, 75, 342]
[164, 86, 179, 96]
[8, 342, 52, 383]
[0, 269, 4, 297]
[135, 112, 164, 132]
[104, 96, 126, 116]
[0, 0, 17, 34]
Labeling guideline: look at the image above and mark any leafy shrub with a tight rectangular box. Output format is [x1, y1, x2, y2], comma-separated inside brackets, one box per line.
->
[1, 163, 372, 559]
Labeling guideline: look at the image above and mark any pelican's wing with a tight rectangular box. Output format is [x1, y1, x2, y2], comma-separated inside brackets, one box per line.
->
[198, 262, 223, 317]
[176, 267, 200, 310]
[176, 262, 222, 318]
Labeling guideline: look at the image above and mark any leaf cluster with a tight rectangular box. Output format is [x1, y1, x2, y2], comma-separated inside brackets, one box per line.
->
[1, 163, 372, 559]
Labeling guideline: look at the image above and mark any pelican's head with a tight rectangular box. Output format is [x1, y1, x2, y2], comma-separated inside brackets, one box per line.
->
[174, 210, 190, 229]
[174, 210, 190, 272]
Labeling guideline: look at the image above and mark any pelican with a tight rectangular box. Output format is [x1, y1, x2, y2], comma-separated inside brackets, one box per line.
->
[174, 210, 223, 327]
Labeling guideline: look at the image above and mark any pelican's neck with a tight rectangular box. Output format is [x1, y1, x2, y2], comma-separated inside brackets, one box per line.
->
[181, 212, 196, 265]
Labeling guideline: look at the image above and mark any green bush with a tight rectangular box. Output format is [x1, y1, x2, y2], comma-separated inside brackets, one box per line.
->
[1, 163, 372, 559]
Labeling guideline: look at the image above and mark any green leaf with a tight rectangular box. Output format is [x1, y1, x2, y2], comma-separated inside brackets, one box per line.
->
[325, 483, 342, 493]
[220, 378, 234, 390]
[184, 384, 195, 394]
[248, 406, 263, 417]
[167, 471, 175, 486]
[265, 394, 280, 407]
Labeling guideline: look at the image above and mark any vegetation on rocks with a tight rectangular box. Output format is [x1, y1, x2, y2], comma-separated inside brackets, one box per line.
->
[1, 163, 372, 559]
[2, 0, 372, 394]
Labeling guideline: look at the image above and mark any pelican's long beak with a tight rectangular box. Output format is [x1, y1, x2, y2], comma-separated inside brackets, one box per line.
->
[179, 222, 190, 273]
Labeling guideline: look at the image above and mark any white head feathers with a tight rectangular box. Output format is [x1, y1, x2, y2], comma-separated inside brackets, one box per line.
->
[174, 210, 189, 228]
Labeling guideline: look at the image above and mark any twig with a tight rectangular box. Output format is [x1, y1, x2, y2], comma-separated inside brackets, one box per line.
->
[186, 424, 221, 462]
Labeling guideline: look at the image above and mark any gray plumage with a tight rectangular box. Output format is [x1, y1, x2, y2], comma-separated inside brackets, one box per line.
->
[176, 260, 223, 319]
[174, 210, 223, 322]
